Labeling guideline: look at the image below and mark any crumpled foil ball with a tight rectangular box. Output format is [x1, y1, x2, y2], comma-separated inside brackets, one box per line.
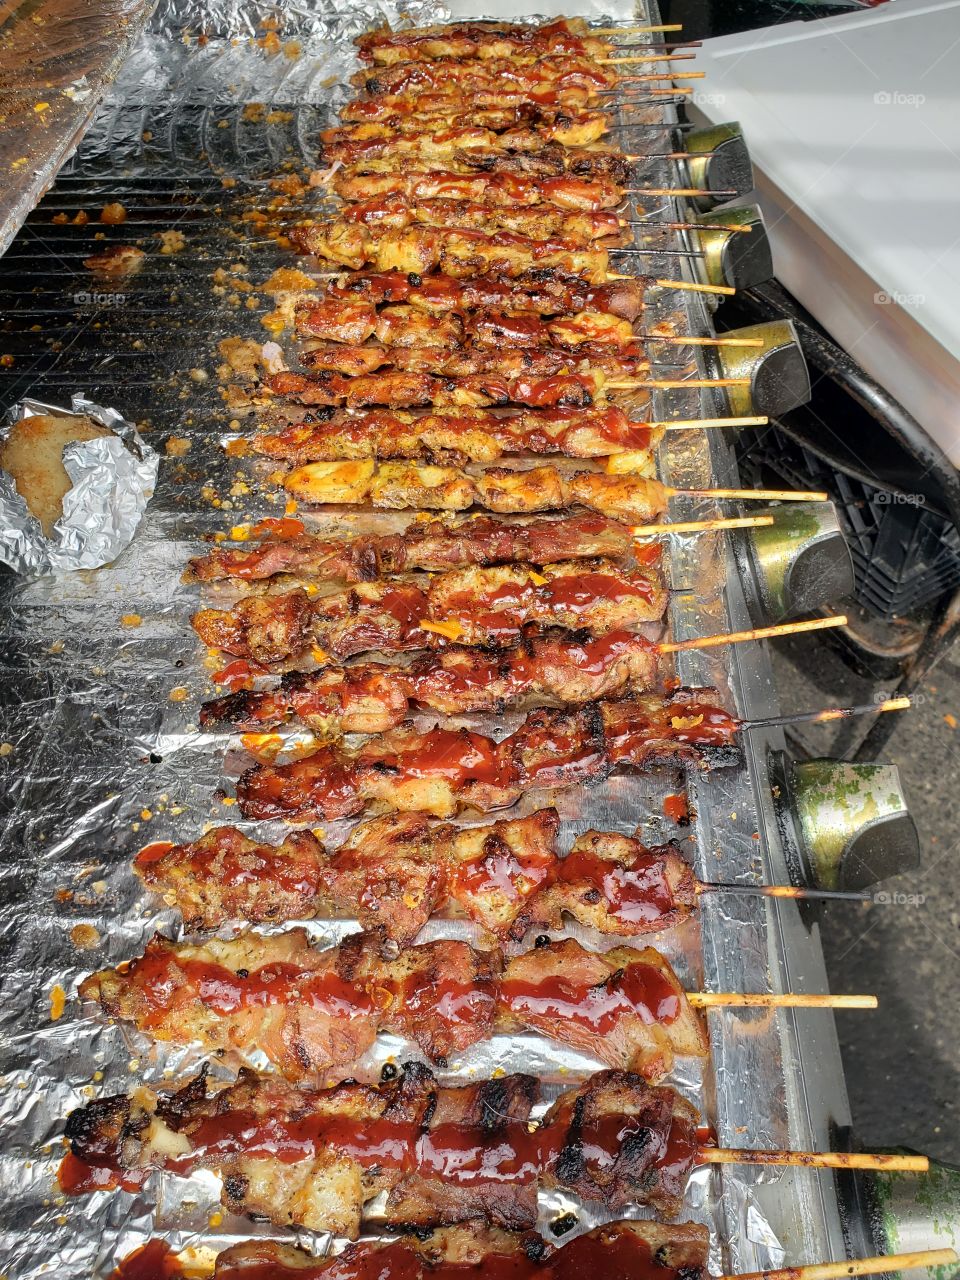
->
[0, 394, 159, 575]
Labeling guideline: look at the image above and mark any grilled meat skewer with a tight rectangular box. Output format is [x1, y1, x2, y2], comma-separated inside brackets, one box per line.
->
[80, 930, 708, 1081]
[278, 458, 665, 522]
[328, 170, 626, 212]
[186, 511, 639, 584]
[327, 194, 625, 242]
[354, 53, 615, 93]
[292, 222, 613, 279]
[134, 807, 698, 943]
[304, 268, 646, 321]
[136, 1220, 711, 1280]
[249, 406, 661, 466]
[200, 629, 660, 734]
[321, 112, 610, 157]
[191, 558, 667, 665]
[356, 19, 613, 66]
[296, 340, 650, 380]
[234, 692, 739, 821]
[62, 1063, 701, 1233]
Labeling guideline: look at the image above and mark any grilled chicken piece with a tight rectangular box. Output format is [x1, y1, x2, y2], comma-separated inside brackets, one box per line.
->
[200, 630, 660, 734]
[328, 106, 608, 147]
[330, 170, 625, 213]
[311, 267, 646, 320]
[135, 809, 700, 946]
[78, 928, 387, 1079]
[249, 406, 660, 467]
[354, 53, 614, 93]
[500, 939, 708, 1079]
[279, 459, 665, 524]
[191, 559, 666, 664]
[356, 20, 611, 66]
[212, 1219, 710, 1280]
[64, 1064, 704, 1232]
[269, 369, 630, 412]
[292, 222, 610, 282]
[186, 511, 636, 584]
[134, 826, 325, 927]
[235, 692, 739, 822]
[298, 341, 647, 380]
[81, 928, 500, 1078]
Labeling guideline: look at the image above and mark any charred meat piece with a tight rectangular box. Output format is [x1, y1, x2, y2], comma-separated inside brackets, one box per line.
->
[234, 692, 739, 822]
[353, 52, 615, 93]
[297, 341, 647, 381]
[63, 1063, 702, 1232]
[186, 511, 638, 584]
[135, 808, 699, 946]
[191, 558, 667, 664]
[356, 20, 610, 67]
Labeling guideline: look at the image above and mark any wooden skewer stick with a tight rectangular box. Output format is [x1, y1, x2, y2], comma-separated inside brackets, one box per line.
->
[603, 61, 705, 73]
[746, 697, 911, 732]
[660, 415, 769, 428]
[723, 1248, 959, 1280]
[591, 23, 685, 33]
[632, 515, 775, 538]
[631, 336, 762, 348]
[675, 486, 830, 501]
[702, 1149, 929, 1173]
[698, 882, 873, 903]
[620, 188, 739, 198]
[689, 993, 876, 1010]
[658, 615, 848, 653]
[601, 51, 699, 61]
[608, 377, 751, 390]
[626, 218, 754, 234]
[654, 278, 737, 295]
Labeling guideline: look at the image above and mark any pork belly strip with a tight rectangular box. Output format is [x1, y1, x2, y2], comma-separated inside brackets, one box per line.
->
[296, 340, 646, 380]
[80, 930, 706, 1081]
[185, 511, 638, 584]
[199, 630, 661, 734]
[205, 1218, 710, 1280]
[235, 692, 739, 821]
[191, 559, 667, 665]
[249, 407, 660, 466]
[135, 807, 699, 943]
[62, 1063, 700, 1233]
[308, 266, 645, 318]
[278, 459, 665, 525]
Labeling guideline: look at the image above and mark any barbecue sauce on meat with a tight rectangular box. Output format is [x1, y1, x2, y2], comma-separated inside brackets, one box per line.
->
[500, 959, 682, 1034]
[548, 845, 679, 928]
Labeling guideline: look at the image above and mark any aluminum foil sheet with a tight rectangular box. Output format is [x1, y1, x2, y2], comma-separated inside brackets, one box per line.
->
[0, 395, 159, 575]
[0, 1, 854, 1276]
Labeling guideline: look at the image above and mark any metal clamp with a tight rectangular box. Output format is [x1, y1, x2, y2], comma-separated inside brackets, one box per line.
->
[709, 317, 812, 418]
[684, 122, 754, 211]
[775, 757, 919, 890]
[732, 501, 854, 624]
[694, 204, 773, 291]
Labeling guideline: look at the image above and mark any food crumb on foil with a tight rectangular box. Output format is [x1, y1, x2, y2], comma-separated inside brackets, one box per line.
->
[0, 394, 158, 575]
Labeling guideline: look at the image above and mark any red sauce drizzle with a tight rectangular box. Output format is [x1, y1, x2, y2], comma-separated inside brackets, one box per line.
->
[501, 960, 681, 1034]
[110, 1241, 185, 1280]
[553, 846, 676, 927]
[134, 841, 174, 867]
[663, 793, 690, 825]
[58, 1151, 146, 1195]
[213, 659, 261, 692]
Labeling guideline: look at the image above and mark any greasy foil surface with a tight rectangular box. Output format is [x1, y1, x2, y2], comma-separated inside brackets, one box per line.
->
[0, 396, 159, 575]
[0, 2, 850, 1276]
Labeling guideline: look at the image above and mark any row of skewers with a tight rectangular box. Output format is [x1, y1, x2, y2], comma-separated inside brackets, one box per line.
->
[61, 17, 950, 1280]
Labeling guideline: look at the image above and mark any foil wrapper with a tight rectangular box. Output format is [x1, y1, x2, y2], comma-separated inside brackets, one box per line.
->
[0, 396, 159, 576]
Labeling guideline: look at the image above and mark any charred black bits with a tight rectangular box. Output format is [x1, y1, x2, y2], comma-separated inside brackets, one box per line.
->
[407, 272, 423, 286]
[380, 1062, 399, 1082]
[550, 1214, 579, 1238]
[149, 753, 162, 763]
[535, 934, 551, 948]
[235, 968, 249, 979]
